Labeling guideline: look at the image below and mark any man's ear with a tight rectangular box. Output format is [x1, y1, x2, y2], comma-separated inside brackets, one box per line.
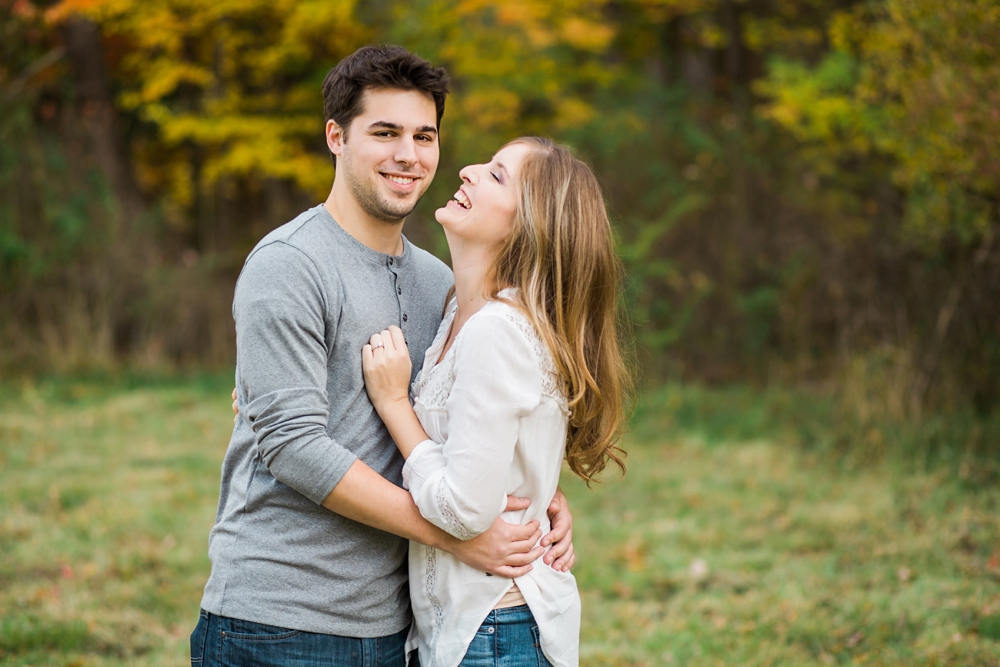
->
[326, 119, 345, 157]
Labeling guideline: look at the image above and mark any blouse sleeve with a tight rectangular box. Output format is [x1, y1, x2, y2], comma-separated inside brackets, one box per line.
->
[402, 307, 542, 539]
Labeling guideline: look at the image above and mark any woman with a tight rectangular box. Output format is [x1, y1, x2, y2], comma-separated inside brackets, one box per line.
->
[361, 137, 630, 667]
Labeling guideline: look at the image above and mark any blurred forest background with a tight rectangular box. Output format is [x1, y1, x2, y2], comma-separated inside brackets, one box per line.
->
[3, 1, 1000, 665]
[2, 0, 999, 440]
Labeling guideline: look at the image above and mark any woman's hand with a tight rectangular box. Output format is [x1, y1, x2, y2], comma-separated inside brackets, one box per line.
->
[362, 326, 413, 414]
[362, 326, 428, 459]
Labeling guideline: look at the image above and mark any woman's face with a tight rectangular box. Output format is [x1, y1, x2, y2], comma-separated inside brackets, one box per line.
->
[435, 142, 533, 247]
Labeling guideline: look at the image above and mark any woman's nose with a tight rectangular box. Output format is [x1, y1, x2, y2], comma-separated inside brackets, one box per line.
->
[458, 164, 481, 184]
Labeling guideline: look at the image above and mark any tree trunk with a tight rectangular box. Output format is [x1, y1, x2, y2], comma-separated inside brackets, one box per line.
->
[63, 17, 146, 228]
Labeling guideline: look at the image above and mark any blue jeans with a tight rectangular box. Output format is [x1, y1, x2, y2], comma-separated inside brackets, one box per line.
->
[458, 605, 553, 667]
[190, 609, 409, 667]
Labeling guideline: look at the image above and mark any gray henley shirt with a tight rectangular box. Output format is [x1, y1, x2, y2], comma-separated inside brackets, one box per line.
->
[200, 204, 453, 637]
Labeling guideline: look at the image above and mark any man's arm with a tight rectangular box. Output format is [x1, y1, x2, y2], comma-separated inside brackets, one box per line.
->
[323, 459, 545, 577]
[231, 382, 577, 573]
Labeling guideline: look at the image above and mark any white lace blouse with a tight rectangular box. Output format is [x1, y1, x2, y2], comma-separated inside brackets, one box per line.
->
[402, 293, 580, 667]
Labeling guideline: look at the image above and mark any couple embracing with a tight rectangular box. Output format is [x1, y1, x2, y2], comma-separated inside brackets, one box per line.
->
[191, 45, 629, 667]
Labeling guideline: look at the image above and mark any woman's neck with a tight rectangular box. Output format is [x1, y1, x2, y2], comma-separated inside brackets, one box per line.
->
[446, 236, 497, 336]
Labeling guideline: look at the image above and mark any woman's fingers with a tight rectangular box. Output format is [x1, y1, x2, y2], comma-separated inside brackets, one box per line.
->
[362, 328, 411, 410]
[387, 326, 407, 352]
[368, 327, 408, 358]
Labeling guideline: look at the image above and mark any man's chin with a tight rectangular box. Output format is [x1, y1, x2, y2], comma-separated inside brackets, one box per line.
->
[357, 196, 416, 224]
[373, 203, 417, 224]
[373, 192, 428, 223]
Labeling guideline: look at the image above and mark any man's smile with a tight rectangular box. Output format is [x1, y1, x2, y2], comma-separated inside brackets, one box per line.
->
[381, 172, 419, 189]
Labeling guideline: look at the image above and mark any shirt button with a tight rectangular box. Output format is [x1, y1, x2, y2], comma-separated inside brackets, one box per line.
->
[397, 286, 402, 295]
[402, 313, 408, 322]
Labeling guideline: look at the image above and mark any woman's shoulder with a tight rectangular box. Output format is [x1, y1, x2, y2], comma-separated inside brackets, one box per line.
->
[470, 295, 566, 406]
[473, 293, 538, 343]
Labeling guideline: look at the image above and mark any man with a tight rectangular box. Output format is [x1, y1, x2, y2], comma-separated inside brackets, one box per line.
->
[191, 45, 574, 666]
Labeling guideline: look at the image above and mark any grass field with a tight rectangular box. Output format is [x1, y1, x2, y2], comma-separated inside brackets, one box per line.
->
[1, 376, 998, 666]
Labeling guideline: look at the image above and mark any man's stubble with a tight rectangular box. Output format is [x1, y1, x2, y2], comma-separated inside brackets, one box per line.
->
[340, 148, 427, 224]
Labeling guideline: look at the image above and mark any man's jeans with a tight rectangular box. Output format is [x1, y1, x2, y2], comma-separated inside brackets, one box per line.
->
[191, 609, 409, 667]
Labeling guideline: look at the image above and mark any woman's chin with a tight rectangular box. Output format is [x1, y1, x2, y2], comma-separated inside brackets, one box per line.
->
[434, 206, 455, 226]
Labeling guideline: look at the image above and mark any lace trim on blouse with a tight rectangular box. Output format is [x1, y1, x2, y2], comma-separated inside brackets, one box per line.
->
[412, 297, 568, 413]
[435, 481, 477, 541]
[411, 297, 458, 407]
[424, 546, 445, 667]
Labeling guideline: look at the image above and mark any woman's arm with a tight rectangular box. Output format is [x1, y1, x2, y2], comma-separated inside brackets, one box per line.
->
[362, 318, 576, 571]
[400, 310, 542, 539]
[361, 326, 429, 459]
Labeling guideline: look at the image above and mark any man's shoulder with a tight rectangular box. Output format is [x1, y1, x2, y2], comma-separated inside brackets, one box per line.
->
[248, 207, 328, 260]
[235, 208, 338, 298]
[404, 240, 453, 286]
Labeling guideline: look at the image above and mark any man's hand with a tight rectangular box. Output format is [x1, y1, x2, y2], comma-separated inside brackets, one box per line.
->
[446, 520, 543, 578]
[443, 495, 542, 578]
[232, 388, 239, 424]
[541, 487, 575, 572]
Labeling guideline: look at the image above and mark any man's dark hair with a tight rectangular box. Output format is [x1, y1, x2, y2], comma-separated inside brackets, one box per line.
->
[322, 45, 450, 162]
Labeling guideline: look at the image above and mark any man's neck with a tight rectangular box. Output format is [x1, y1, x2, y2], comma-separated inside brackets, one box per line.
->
[323, 184, 404, 256]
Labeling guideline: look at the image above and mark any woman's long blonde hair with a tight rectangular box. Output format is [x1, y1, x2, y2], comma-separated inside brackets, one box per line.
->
[489, 137, 631, 482]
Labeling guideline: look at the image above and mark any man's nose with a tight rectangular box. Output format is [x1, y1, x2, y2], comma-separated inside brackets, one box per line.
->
[395, 137, 418, 165]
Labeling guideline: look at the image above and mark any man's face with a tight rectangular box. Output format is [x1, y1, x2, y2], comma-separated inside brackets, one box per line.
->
[335, 88, 440, 223]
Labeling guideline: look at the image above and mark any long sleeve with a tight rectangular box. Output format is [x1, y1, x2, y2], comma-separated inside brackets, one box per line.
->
[234, 241, 357, 504]
[403, 308, 542, 538]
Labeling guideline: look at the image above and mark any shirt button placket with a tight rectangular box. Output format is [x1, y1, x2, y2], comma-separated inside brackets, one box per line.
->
[388, 256, 406, 329]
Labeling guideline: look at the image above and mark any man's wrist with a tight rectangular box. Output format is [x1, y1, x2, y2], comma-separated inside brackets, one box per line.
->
[417, 521, 455, 552]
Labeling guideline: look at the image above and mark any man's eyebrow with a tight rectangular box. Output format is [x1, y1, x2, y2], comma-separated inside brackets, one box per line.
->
[367, 121, 403, 132]
[366, 121, 438, 136]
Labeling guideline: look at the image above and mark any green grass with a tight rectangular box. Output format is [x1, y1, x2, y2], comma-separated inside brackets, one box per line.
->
[1, 377, 998, 665]
[0, 374, 231, 666]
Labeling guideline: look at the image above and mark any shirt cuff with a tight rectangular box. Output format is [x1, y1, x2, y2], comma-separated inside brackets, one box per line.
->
[401, 439, 443, 491]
